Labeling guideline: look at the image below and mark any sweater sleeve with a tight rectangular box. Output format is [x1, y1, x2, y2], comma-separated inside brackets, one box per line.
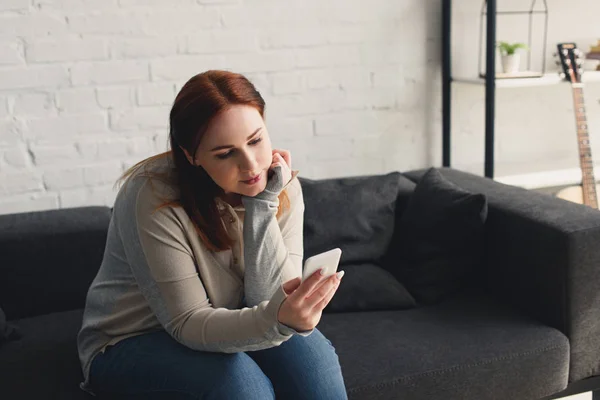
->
[241, 173, 305, 308]
[116, 177, 294, 353]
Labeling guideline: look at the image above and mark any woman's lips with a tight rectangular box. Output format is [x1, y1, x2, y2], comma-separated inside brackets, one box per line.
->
[242, 173, 261, 185]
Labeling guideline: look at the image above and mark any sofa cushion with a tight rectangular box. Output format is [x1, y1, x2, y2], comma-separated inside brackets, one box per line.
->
[324, 263, 416, 313]
[0, 309, 91, 399]
[0, 206, 111, 320]
[318, 289, 569, 400]
[0, 306, 21, 347]
[384, 168, 488, 305]
[299, 172, 415, 265]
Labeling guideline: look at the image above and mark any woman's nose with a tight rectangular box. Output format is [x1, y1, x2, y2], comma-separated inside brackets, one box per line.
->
[239, 151, 258, 172]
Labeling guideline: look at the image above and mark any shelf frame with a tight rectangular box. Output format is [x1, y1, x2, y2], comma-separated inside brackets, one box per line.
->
[442, 0, 497, 178]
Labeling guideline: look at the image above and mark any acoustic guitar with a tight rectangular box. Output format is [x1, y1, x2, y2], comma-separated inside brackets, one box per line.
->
[554, 43, 599, 209]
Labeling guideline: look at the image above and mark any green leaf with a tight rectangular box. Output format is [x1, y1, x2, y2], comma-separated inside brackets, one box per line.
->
[497, 41, 529, 55]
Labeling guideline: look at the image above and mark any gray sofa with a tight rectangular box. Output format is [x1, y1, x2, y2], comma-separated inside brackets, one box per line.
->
[2, 167, 600, 400]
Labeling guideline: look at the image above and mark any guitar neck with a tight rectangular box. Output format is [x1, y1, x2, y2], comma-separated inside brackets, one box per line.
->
[572, 85, 598, 209]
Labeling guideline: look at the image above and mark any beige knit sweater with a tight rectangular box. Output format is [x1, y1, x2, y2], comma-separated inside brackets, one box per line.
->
[77, 154, 309, 392]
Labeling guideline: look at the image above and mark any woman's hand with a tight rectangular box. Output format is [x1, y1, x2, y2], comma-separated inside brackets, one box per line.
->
[242, 149, 294, 204]
[247, 149, 293, 201]
[277, 269, 344, 332]
[272, 148, 291, 170]
[269, 149, 292, 188]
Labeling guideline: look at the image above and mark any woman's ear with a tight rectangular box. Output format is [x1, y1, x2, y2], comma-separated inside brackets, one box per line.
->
[180, 146, 196, 166]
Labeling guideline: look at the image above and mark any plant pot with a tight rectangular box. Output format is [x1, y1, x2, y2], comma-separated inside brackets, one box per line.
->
[501, 54, 521, 74]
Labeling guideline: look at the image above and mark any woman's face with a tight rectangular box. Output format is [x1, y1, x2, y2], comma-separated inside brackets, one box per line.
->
[183, 104, 273, 199]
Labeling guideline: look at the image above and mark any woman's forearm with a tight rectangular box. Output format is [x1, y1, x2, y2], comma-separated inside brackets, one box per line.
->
[242, 196, 292, 307]
[241, 166, 303, 307]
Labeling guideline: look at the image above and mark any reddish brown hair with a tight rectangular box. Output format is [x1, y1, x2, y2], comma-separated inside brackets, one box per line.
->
[115, 70, 289, 252]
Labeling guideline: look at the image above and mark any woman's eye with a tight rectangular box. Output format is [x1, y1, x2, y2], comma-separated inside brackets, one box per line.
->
[215, 138, 261, 160]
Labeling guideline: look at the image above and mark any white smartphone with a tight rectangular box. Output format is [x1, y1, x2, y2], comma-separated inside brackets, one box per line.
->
[301, 248, 342, 282]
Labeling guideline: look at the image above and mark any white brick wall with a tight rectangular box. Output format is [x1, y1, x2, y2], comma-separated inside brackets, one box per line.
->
[26, 37, 108, 63]
[0, 65, 70, 90]
[0, 39, 24, 65]
[13, 92, 55, 116]
[0, 96, 8, 118]
[0, 0, 599, 215]
[56, 87, 98, 113]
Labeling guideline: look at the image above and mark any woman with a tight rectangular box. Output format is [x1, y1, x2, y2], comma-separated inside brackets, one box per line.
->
[77, 70, 348, 399]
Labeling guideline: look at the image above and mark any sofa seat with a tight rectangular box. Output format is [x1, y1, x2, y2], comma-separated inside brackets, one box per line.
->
[1, 309, 91, 399]
[0, 291, 571, 400]
[319, 289, 570, 400]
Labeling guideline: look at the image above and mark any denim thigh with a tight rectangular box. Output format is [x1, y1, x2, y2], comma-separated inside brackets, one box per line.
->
[89, 331, 274, 400]
[89, 328, 347, 400]
[248, 328, 348, 400]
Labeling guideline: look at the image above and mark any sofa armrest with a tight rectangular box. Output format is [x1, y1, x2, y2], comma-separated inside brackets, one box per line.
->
[404, 167, 600, 383]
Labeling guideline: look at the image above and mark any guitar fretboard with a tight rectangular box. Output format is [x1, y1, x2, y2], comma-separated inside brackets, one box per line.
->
[572, 86, 598, 209]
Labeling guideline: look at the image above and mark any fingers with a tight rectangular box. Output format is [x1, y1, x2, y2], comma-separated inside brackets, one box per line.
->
[272, 149, 291, 169]
[289, 268, 328, 300]
[304, 272, 342, 309]
[314, 279, 340, 311]
[281, 271, 343, 331]
[271, 153, 285, 168]
[282, 277, 301, 295]
[270, 154, 285, 170]
[268, 153, 292, 187]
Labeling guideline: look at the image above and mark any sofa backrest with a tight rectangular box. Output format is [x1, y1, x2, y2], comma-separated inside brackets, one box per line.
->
[299, 172, 416, 265]
[0, 206, 111, 320]
[0, 172, 418, 320]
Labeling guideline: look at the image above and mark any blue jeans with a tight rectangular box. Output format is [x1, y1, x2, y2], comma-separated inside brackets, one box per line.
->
[89, 328, 348, 399]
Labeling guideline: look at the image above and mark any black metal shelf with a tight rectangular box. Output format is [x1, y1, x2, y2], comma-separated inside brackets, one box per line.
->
[442, 0, 555, 178]
[442, 0, 497, 178]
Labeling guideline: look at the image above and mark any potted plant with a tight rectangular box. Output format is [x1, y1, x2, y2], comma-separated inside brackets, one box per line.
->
[497, 41, 529, 73]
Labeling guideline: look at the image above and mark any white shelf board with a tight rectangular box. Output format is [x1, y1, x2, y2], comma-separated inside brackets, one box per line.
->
[453, 71, 600, 88]
[494, 166, 599, 190]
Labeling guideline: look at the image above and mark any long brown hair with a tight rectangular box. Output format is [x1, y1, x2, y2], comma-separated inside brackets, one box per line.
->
[115, 70, 289, 252]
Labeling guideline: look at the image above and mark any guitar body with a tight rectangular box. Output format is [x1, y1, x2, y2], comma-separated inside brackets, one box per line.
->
[556, 184, 600, 205]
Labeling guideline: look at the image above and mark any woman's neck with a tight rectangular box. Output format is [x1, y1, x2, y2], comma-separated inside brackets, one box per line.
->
[221, 192, 242, 208]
